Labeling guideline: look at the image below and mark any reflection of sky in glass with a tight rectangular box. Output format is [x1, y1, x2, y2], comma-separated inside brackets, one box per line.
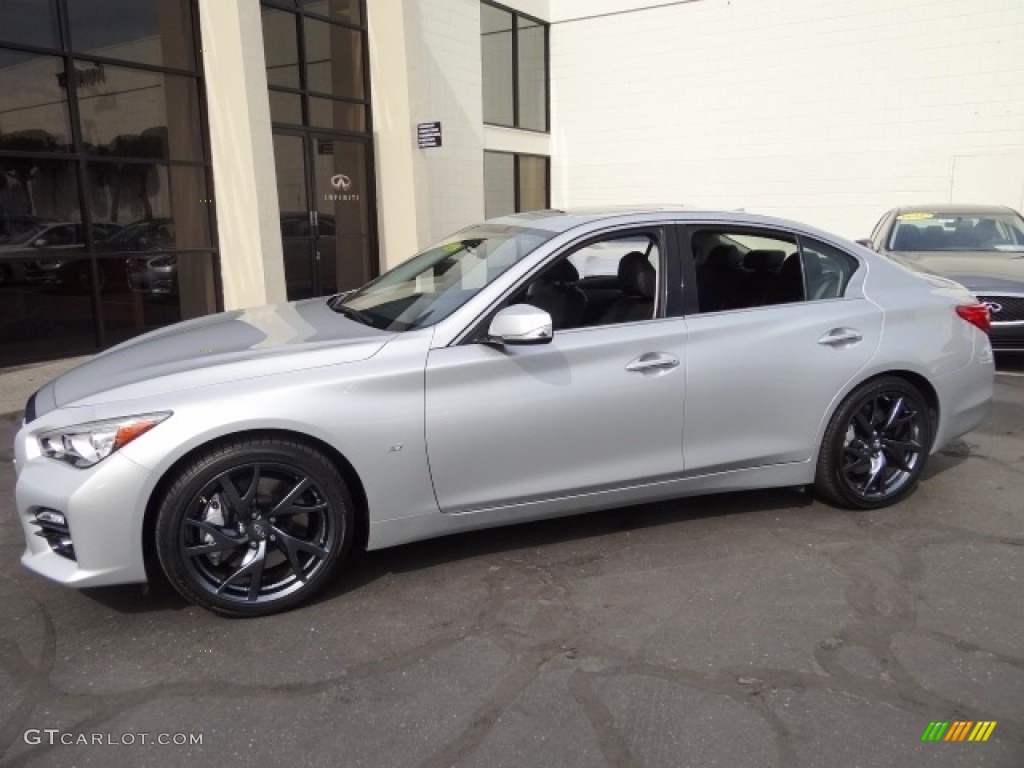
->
[0, 0, 162, 69]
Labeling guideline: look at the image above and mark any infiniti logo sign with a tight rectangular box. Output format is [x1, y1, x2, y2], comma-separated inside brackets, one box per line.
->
[330, 174, 353, 192]
[981, 300, 1003, 315]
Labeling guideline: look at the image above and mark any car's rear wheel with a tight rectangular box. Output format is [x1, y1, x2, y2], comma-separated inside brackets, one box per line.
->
[814, 376, 933, 509]
[155, 436, 353, 616]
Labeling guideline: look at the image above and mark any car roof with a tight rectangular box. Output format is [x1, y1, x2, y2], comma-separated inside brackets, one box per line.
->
[483, 206, 832, 236]
[894, 204, 1018, 216]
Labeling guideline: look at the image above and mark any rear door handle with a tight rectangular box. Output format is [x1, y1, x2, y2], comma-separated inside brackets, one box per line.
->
[626, 352, 680, 373]
[818, 328, 863, 346]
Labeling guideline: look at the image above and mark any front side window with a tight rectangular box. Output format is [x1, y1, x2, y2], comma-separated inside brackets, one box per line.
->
[507, 232, 661, 330]
[331, 224, 555, 331]
[481, 2, 548, 131]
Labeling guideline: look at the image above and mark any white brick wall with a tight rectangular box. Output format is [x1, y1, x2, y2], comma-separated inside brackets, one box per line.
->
[551, 0, 1024, 237]
[403, 0, 487, 246]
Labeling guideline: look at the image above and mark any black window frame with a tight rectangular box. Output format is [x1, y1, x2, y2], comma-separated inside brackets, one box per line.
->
[481, 0, 550, 133]
[0, 0, 221, 357]
[261, 0, 372, 139]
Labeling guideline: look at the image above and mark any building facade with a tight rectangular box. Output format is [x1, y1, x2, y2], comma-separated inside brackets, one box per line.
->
[2, 0, 1022, 365]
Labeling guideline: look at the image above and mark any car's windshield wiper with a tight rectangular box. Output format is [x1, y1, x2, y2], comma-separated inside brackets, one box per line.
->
[332, 303, 374, 326]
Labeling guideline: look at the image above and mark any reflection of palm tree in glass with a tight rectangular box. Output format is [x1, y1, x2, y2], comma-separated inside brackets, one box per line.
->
[0, 130, 62, 216]
[106, 131, 165, 222]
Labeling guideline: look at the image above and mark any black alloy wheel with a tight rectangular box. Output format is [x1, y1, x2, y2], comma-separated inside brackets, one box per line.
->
[155, 437, 353, 616]
[815, 376, 932, 509]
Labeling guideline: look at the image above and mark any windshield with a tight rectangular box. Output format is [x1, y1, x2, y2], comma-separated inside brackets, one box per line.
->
[330, 224, 555, 331]
[889, 212, 1024, 252]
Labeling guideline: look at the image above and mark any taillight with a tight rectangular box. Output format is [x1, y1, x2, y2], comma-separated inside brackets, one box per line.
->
[956, 304, 991, 333]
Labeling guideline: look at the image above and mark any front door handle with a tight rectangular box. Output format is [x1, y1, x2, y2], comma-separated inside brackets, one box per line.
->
[626, 352, 680, 373]
[818, 328, 863, 346]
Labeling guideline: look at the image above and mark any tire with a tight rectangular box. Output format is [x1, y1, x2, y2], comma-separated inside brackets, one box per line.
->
[814, 376, 933, 509]
[155, 436, 354, 617]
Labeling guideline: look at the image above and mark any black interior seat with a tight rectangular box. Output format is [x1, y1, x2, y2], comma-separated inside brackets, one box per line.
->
[696, 244, 738, 312]
[736, 249, 785, 308]
[525, 259, 586, 329]
[597, 251, 656, 324]
[765, 252, 804, 304]
[892, 226, 922, 251]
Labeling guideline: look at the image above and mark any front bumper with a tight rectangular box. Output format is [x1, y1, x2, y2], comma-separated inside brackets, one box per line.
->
[989, 323, 1024, 352]
[15, 431, 152, 587]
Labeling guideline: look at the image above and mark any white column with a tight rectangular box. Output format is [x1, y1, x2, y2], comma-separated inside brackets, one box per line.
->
[198, 0, 287, 309]
[367, 0, 422, 270]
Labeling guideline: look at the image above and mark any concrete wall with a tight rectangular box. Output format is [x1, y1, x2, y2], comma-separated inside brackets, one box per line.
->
[550, 0, 1024, 238]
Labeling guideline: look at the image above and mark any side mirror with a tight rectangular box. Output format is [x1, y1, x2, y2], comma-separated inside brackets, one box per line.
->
[33, 238, 48, 247]
[854, 238, 874, 250]
[487, 304, 553, 345]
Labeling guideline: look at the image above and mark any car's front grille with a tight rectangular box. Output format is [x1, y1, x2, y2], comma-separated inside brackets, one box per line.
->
[977, 295, 1024, 324]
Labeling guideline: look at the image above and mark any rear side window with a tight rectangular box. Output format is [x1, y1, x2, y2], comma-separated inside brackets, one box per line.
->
[800, 238, 859, 300]
[690, 229, 802, 312]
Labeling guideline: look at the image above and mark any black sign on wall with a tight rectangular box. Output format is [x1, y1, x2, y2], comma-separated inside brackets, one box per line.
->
[417, 122, 442, 149]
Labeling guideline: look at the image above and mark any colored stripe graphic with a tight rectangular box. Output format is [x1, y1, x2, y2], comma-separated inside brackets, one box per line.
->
[969, 722, 997, 742]
[922, 720, 997, 743]
[945, 721, 972, 741]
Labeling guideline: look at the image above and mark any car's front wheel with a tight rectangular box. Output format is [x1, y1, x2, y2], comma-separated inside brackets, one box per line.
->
[814, 376, 933, 509]
[155, 436, 353, 616]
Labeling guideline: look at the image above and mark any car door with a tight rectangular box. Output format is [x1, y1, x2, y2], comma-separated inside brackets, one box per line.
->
[682, 224, 883, 474]
[424, 227, 689, 515]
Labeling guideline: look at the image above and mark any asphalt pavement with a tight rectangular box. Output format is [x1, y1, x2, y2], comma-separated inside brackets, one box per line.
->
[0, 360, 1022, 768]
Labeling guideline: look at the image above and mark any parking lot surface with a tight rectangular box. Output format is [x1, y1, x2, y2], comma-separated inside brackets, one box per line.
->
[1, 363, 1022, 768]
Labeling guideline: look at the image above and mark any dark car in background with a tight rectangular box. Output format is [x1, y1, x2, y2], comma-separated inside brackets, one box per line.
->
[0, 222, 123, 289]
[863, 205, 1024, 352]
[99, 219, 179, 297]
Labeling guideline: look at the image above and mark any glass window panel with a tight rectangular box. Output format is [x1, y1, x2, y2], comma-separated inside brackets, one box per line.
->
[517, 155, 548, 212]
[0, 1, 61, 50]
[0, 51, 73, 151]
[0, 158, 81, 235]
[262, 8, 301, 89]
[312, 138, 369, 236]
[67, 0, 195, 71]
[308, 96, 365, 132]
[269, 89, 303, 124]
[304, 17, 364, 99]
[484, 152, 515, 219]
[106, 250, 219, 346]
[516, 18, 547, 131]
[77, 65, 204, 162]
[481, 4, 514, 126]
[0, 266, 98, 365]
[300, 0, 361, 25]
[273, 134, 308, 230]
[85, 162, 210, 250]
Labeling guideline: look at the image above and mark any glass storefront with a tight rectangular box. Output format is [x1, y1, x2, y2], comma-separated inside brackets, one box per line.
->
[261, 0, 376, 300]
[0, 0, 217, 366]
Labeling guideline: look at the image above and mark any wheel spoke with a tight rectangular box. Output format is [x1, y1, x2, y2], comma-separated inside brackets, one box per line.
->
[217, 476, 245, 515]
[184, 540, 242, 558]
[882, 397, 904, 430]
[862, 454, 888, 495]
[185, 519, 245, 549]
[269, 477, 312, 517]
[883, 449, 913, 473]
[882, 437, 921, 452]
[853, 410, 873, 438]
[272, 526, 329, 564]
[217, 542, 267, 600]
[241, 464, 261, 504]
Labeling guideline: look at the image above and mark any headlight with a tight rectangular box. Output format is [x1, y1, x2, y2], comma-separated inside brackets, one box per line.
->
[38, 412, 171, 468]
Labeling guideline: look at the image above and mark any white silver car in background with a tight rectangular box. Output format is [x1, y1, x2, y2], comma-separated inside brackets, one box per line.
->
[13, 209, 995, 615]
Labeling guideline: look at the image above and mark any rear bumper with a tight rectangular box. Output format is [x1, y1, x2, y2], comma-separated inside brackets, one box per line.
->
[930, 333, 995, 451]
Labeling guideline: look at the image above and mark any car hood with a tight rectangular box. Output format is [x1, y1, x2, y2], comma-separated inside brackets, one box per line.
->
[888, 250, 1024, 293]
[43, 298, 396, 410]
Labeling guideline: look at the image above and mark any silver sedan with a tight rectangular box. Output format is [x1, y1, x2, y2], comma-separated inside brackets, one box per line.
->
[13, 209, 995, 615]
